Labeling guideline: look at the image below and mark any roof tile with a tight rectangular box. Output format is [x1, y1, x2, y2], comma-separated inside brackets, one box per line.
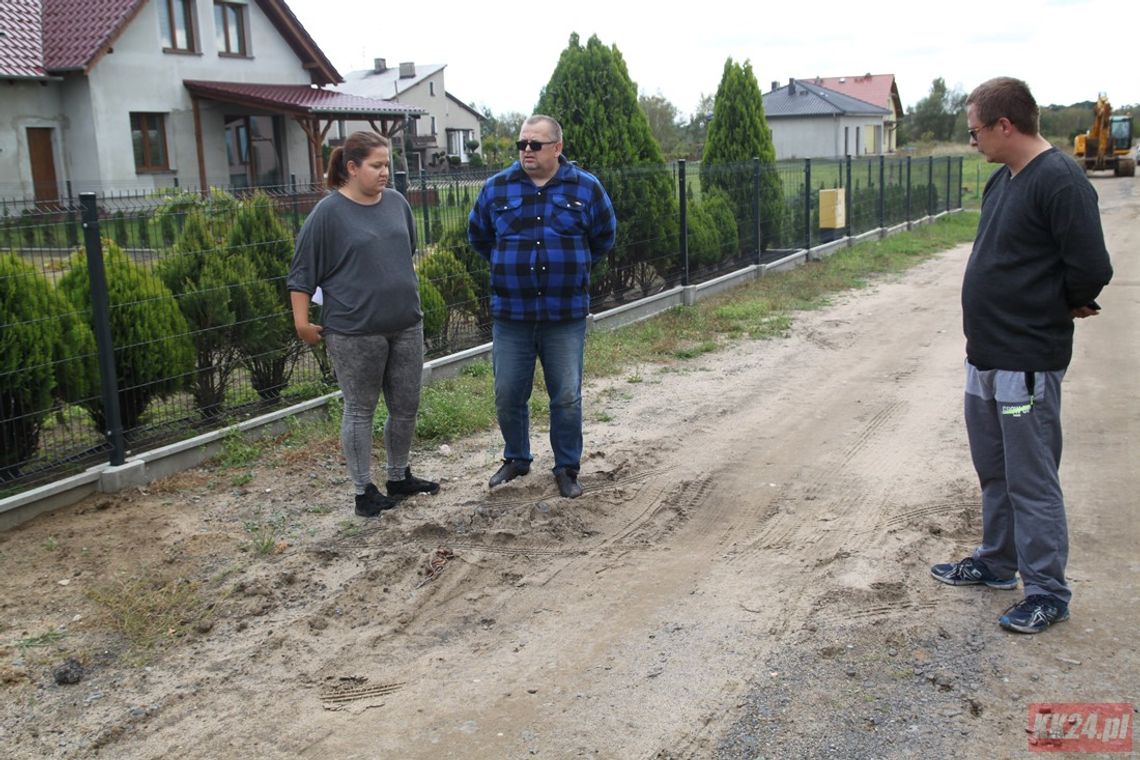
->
[42, 0, 139, 71]
[0, 0, 48, 77]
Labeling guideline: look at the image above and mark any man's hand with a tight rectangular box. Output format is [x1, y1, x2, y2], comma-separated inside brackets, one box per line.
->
[295, 322, 324, 345]
[1070, 305, 1100, 319]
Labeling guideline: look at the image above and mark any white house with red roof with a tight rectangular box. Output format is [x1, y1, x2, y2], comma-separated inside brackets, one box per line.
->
[762, 74, 903, 159]
[0, 0, 421, 201]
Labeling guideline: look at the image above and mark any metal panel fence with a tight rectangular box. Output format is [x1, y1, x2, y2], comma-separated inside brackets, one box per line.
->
[1, 156, 962, 494]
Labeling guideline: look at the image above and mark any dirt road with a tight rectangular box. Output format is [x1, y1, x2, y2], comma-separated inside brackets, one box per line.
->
[2, 177, 1136, 759]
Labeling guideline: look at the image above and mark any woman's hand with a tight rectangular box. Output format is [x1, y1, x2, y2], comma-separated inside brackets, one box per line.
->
[295, 322, 324, 345]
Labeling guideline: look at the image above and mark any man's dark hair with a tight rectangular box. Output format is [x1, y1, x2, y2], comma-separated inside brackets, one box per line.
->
[966, 77, 1040, 136]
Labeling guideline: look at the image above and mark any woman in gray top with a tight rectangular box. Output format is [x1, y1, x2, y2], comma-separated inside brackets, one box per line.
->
[288, 131, 439, 516]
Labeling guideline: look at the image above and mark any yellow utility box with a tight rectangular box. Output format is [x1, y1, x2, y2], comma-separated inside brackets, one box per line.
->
[819, 188, 845, 229]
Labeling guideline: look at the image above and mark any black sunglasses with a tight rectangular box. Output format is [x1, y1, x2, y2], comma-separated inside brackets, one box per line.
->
[968, 120, 997, 140]
[516, 139, 556, 152]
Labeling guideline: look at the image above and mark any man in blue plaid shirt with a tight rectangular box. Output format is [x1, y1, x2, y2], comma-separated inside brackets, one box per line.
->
[468, 114, 617, 498]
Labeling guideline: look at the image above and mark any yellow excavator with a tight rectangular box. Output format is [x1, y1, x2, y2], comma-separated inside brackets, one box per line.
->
[1073, 94, 1135, 176]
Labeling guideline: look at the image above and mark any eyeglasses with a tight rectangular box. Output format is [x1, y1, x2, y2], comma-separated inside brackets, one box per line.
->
[967, 121, 997, 140]
[516, 140, 556, 152]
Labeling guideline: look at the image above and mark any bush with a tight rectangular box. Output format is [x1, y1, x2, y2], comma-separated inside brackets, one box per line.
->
[685, 201, 720, 270]
[57, 240, 194, 436]
[418, 276, 446, 348]
[437, 220, 491, 326]
[417, 248, 477, 340]
[153, 188, 239, 248]
[0, 253, 93, 481]
[226, 193, 301, 401]
[702, 190, 740, 262]
[158, 210, 260, 418]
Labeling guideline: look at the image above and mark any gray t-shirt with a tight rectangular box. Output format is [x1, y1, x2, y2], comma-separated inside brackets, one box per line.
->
[288, 190, 422, 336]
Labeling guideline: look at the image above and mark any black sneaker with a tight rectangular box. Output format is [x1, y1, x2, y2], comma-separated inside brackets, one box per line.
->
[355, 483, 398, 516]
[999, 594, 1069, 634]
[930, 557, 1018, 589]
[386, 466, 440, 498]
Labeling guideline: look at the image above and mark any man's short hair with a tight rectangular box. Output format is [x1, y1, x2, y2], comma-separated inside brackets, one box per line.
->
[523, 114, 563, 143]
[966, 77, 1040, 136]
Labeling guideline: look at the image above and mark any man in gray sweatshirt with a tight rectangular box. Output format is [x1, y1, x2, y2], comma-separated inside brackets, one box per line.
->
[930, 77, 1113, 634]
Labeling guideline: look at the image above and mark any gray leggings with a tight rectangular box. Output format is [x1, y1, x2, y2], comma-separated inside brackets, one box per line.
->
[325, 326, 424, 492]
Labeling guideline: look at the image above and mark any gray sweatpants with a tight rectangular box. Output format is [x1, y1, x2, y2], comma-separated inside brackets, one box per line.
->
[964, 362, 1070, 603]
[325, 326, 424, 493]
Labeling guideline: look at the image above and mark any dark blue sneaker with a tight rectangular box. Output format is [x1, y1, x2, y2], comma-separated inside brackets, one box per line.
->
[999, 594, 1069, 634]
[930, 557, 1018, 589]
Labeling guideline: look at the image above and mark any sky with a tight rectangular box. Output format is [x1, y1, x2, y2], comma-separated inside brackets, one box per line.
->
[283, 0, 1136, 119]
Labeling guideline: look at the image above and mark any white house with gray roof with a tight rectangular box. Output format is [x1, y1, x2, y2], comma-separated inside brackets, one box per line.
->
[762, 78, 893, 160]
[334, 58, 484, 173]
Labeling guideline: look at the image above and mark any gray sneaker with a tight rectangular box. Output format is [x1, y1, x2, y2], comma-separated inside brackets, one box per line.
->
[930, 557, 1018, 589]
[999, 594, 1069, 634]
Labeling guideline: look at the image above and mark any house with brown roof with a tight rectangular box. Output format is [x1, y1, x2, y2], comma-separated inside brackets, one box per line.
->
[1, 0, 422, 201]
[761, 74, 902, 159]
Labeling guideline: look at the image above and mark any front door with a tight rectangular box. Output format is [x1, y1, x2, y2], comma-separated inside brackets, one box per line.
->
[27, 128, 59, 203]
[225, 115, 284, 189]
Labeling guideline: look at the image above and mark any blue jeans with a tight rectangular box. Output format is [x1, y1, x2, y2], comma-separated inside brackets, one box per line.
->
[492, 318, 587, 472]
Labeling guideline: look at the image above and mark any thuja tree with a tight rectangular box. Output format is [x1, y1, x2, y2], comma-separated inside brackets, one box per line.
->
[701, 58, 785, 250]
[57, 241, 193, 436]
[535, 33, 679, 296]
[0, 253, 95, 480]
[417, 248, 477, 341]
[437, 220, 491, 327]
[158, 210, 262, 418]
[227, 193, 301, 401]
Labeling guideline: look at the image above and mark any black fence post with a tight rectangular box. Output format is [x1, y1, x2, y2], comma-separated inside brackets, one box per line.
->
[878, 154, 886, 230]
[906, 156, 912, 224]
[927, 156, 935, 216]
[945, 156, 952, 213]
[803, 158, 811, 249]
[957, 156, 964, 209]
[419, 170, 431, 245]
[395, 171, 408, 196]
[678, 159, 689, 287]
[66, 180, 79, 248]
[752, 157, 762, 264]
[845, 155, 852, 239]
[80, 193, 125, 467]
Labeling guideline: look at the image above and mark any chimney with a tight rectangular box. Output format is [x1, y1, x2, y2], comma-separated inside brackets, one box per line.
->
[771, 81, 778, 92]
[399, 62, 415, 78]
[788, 78, 796, 95]
[373, 58, 387, 73]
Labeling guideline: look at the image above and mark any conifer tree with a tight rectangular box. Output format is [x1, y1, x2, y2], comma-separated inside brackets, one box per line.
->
[227, 193, 301, 401]
[58, 240, 194, 436]
[159, 209, 260, 418]
[701, 58, 785, 250]
[0, 253, 92, 480]
[536, 33, 679, 294]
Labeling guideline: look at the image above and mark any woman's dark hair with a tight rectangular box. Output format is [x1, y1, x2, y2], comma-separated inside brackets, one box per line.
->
[326, 131, 390, 188]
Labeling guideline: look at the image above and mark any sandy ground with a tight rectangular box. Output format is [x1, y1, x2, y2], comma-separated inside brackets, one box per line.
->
[1, 177, 1137, 760]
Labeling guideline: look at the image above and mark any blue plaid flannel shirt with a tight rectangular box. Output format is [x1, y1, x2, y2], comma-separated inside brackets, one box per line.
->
[468, 156, 617, 321]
